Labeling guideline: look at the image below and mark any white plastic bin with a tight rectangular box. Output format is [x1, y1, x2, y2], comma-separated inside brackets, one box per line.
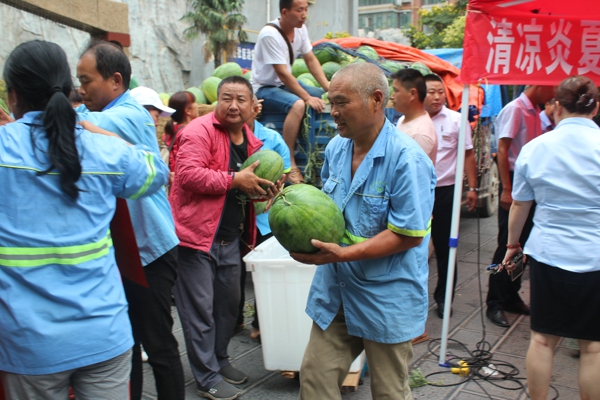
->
[243, 236, 364, 373]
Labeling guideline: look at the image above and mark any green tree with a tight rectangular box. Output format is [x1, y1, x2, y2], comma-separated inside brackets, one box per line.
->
[404, 0, 467, 49]
[182, 0, 248, 69]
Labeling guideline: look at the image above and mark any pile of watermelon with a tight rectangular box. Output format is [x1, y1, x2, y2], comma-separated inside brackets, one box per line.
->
[157, 62, 251, 107]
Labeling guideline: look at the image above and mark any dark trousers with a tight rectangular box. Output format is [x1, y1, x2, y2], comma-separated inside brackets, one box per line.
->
[487, 173, 535, 311]
[174, 241, 241, 390]
[238, 231, 273, 330]
[123, 246, 185, 400]
[431, 185, 458, 305]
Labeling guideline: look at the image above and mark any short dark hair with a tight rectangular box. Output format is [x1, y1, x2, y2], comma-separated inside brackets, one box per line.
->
[217, 75, 253, 99]
[423, 73, 444, 85]
[82, 40, 131, 89]
[280, 0, 294, 12]
[390, 69, 426, 103]
[556, 75, 599, 115]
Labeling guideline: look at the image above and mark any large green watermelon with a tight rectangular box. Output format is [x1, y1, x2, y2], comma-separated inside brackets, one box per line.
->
[186, 87, 207, 104]
[129, 75, 139, 90]
[410, 62, 432, 76]
[0, 98, 9, 115]
[292, 59, 309, 77]
[314, 48, 335, 65]
[298, 78, 316, 87]
[296, 73, 320, 88]
[212, 62, 243, 79]
[269, 184, 345, 253]
[240, 150, 284, 191]
[381, 60, 408, 74]
[356, 45, 379, 61]
[321, 62, 341, 80]
[202, 77, 222, 104]
[158, 92, 171, 106]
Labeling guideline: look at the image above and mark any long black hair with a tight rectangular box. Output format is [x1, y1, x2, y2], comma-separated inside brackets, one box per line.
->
[3, 40, 82, 200]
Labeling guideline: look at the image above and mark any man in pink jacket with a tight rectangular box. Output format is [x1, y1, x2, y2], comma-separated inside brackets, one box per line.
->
[170, 76, 276, 400]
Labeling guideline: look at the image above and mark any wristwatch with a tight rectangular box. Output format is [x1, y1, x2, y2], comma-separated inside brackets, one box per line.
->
[468, 188, 479, 192]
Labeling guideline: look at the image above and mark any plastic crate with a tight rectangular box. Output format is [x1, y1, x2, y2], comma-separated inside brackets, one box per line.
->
[243, 236, 364, 373]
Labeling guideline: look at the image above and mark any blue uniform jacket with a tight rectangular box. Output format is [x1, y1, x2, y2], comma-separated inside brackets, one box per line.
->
[306, 118, 436, 343]
[77, 91, 179, 265]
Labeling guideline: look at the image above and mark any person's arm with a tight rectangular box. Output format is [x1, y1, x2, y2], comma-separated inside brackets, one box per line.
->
[273, 64, 325, 113]
[497, 138, 513, 210]
[79, 120, 131, 145]
[464, 149, 478, 212]
[113, 142, 170, 199]
[291, 229, 422, 265]
[302, 51, 329, 92]
[502, 200, 534, 270]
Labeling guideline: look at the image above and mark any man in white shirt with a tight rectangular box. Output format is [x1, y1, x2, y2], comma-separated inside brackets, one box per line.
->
[423, 74, 478, 319]
[251, 0, 329, 184]
[390, 69, 438, 164]
[486, 85, 555, 328]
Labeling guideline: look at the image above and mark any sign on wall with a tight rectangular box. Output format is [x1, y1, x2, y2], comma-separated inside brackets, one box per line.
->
[228, 42, 256, 69]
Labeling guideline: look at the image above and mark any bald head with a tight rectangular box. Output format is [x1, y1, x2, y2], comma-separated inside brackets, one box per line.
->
[331, 63, 389, 109]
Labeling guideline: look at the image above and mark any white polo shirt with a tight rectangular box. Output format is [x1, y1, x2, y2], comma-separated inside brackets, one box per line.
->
[495, 92, 542, 171]
[250, 19, 313, 93]
[513, 117, 600, 273]
[396, 113, 438, 165]
[431, 106, 473, 187]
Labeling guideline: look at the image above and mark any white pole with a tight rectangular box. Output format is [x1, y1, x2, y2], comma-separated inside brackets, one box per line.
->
[438, 84, 470, 366]
[267, 0, 271, 23]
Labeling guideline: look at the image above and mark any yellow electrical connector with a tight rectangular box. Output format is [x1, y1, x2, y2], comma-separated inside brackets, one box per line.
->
[451, 360, 470, 377]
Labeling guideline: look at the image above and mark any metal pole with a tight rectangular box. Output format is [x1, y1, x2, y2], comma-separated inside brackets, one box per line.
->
[438, 84, 470, 366]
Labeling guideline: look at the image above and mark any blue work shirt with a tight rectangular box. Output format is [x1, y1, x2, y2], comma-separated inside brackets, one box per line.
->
[0, 111, 169, 374]
[253, 121, 291, 236]
[77, 91, 179, 265]
[306, 118, 436, 344]
[513, 117, 600, 273]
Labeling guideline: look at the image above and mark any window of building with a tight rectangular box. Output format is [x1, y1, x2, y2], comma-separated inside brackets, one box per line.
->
[399, 11, 411, 27]
[422, 0, 445, 5]
[359, 0, 395, 6]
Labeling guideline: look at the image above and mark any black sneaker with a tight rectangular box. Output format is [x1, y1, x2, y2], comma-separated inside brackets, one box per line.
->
[220, 365, 248, 385]
[197, 380, 241, 400]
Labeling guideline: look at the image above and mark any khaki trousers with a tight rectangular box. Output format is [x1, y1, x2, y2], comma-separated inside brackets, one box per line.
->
[300, 309, 413, 400]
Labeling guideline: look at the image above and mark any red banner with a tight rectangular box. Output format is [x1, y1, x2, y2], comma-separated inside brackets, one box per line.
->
[461, 11, 600, 85]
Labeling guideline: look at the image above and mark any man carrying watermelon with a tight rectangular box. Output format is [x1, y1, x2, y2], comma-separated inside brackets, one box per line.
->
[251, 0, 329, 184]
[291, 63, 436, 400]
[170, 76, 280, 400]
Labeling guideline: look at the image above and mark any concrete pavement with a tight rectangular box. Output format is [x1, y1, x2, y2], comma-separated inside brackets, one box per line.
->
[141, 214, 582, 399]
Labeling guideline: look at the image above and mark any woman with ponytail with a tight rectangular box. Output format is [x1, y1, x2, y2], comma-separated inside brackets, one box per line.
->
[0, 40, 169, 398]
[164, 90, 199, 172]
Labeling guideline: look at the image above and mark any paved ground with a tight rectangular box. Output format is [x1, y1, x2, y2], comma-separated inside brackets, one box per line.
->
[141, 214, 582, 399]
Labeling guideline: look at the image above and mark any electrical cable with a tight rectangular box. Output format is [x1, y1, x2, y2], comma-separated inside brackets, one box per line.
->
[420, 117, 560, 399]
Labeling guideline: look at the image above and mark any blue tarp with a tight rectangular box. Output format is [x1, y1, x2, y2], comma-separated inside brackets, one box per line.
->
[424, 48, 503, 118]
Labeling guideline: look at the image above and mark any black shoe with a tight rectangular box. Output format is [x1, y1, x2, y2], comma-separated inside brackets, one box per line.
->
[486, 308, 510, 327]
[503, 300, 530, 315]
[436, 303, 452, 319]
[197, 380, 241, 400]
[220, 365, 248, 385]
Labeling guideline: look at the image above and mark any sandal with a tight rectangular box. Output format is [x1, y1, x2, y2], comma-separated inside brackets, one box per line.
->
[287, 167, 305, 184]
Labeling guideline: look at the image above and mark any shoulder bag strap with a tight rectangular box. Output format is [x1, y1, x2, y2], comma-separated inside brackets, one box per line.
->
[266, 23, 295, 66]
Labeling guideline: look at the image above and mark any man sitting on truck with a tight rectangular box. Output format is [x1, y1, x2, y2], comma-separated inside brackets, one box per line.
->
[250, 0, 329, 184]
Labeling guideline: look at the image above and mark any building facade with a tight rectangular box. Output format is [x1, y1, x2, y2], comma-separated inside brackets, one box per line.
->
[358, 0, 456, 32]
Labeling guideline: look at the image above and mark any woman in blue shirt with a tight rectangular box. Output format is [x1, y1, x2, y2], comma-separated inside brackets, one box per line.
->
[0, 40, 169, 399]
[502, 75, 600, 400]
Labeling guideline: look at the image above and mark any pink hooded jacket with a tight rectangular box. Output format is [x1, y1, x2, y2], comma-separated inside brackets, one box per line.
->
[170, 112, 263, 252]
